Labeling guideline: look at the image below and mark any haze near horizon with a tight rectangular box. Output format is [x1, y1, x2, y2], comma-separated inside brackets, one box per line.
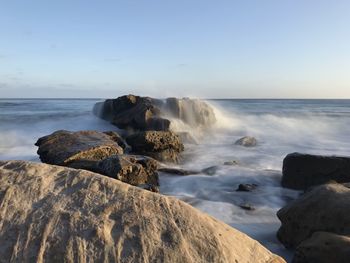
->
[0, 0, 350, 98]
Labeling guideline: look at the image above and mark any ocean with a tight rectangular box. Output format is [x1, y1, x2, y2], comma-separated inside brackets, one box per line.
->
[1, 98, 350, 261]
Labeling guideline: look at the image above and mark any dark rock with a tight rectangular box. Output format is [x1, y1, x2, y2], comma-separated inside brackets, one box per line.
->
[293, 232, 350, 263]
[126, 131, 184, 163]
[234, 136, 257, 147]
[277, 183, 350, 248]
[224, 160, 239, 166]
[93, 94, 216, 131]
[236, 184, 258, 192]
[201, 166, 219, 175]
[239, 203, 255, 211]
[158, 167, 200, 176]
[35, 130, 124, 165]
[282, 152, 350, 190]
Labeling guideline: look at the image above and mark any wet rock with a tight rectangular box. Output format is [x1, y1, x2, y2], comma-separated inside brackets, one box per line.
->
[201, 166, 219, 175]
[224, 160, 239, 166]
[236, 183, 258, 192]
[93, 94, 216, 131]
[282, 152, 350, 190]
[234, 136, 258, 147]
[277, 183, 350, 248]
[35, 130, 124, 165]
[0, 160, 285, 263]
[158, 167, 200, 176]
[239, 203, 256, 211]
[293, 232, 350, 263]
[126, 131, 184, 163]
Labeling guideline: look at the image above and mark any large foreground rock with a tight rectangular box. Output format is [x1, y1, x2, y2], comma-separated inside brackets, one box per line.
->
[35, 130, 124, 165]
[282, 153, 350, 190]
[93, 94, 216, 131]
[0, 161, 285, 263]
[126, 131, 184, 163]
[293, 232, 350, 263]
[277, 183, 350, 248]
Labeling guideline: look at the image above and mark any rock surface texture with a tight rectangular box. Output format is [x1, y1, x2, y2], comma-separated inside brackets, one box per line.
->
[234, 136, 258, 147]
[293, 232, 350, 263]
[35, 130, 124, 165]
[282, 152, 350, 190]
[277, 183, 350, 248]
[126, 131, 184, 163]
[93, 94, 216, 131]
[0, 161, 285, 263]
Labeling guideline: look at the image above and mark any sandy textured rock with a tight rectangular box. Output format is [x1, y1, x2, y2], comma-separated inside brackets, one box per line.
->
[277, 183, 350, 248]
[292, 232, 350, 263]
[0, 160, 285, 263]
[35, 130, 124, 165]
[93, 94, 216, 131]
[126, 131, 184, 163]
[282, 152, 350, 190]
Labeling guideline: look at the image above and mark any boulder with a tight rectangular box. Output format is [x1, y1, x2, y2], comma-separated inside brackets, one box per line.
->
[69, 155, 159, 189]
[126, 131, 184, 163]
[158, 167, 200, 176]
[93, 94, 216, 131]
[277, 183, 350, 248]
[0, 161, 285, 263]
[282, 152, 350, 190]
[292, 232, 350, 263]
[35, 130, 124, 165]
[235, 136, 257, 147]
[236, 183, 258, 192]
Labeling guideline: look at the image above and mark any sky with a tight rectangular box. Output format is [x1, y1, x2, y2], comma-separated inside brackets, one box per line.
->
[0, 0, 350, 98]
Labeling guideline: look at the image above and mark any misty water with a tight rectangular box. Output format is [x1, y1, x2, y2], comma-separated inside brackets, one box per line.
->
[1, 98, 350, 261]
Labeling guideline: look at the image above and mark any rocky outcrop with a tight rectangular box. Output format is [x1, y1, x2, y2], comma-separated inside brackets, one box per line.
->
[93, 94, 216, 131]
[69, 155, 159, 188]
[235, 136, 257, 147]
[126, 131, 184, 163]
[282, 153, 350, 190]
[293, 232, 350, 263]
[277, 183, 350, 248]
[0, 161, 285, 263]
[35, 130, 124, 165]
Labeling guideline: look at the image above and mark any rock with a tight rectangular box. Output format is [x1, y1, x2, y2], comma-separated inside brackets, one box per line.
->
[239, 203, 256, 211]
[0, 160, 285, 263]
[292, 232, 350, 263]
[126, 131, 184, 163]
[158, 167, 200, 176]
[235, 136, 258, 147]
[35, 130, 124, 165]
[236, 183, 258, 192]
[277, 183, 350, 248]
[93, 94, 216, 131]
[201, 166, 219, 175]
[282, 152, 350, 190]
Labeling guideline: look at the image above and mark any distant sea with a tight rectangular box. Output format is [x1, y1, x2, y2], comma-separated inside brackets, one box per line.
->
[1, 98, 350, 261]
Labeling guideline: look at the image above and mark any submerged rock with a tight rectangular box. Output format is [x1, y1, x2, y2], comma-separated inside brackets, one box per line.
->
[158, 167, 200, 176]
[224, 160, 239, 166]
[277, 183, 350, 248]
[293, 232, 350, 263]
[236, 183, 258, 192]
[282, 152, 350, 190]
[35, 130, 124, 165]
[0, 160, 285, 263]
[239, 203, 256, 211]
[93, 94, 216, 131]
[201, 166, 219, 175]
[126, 131, 184, 163]
[235, 136, 258, 147]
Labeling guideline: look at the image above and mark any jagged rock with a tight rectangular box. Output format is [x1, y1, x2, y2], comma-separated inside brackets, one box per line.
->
[158, 167, 200, 176]
[277, 183, 350, 248]
[236, 183, 258, 192]
[126, 131, 184, 163]
[35, 130, 124, 165]
[93, 94, 216, 131]
[282, 152, 350, 190]
[235, 136, 258, 147]
[0, 161, 285, 263]
[293, 232, 350, 263]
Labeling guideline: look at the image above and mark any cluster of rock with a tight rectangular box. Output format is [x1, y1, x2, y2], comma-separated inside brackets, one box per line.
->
[278, 152, 350, 262]
[0, 160, 285, 263]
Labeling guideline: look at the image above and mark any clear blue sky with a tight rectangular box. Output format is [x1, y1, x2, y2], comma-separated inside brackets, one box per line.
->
[0, 0, 349, 98]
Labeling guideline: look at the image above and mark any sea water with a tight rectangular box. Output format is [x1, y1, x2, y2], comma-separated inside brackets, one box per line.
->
[1, 98, 350, 261]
